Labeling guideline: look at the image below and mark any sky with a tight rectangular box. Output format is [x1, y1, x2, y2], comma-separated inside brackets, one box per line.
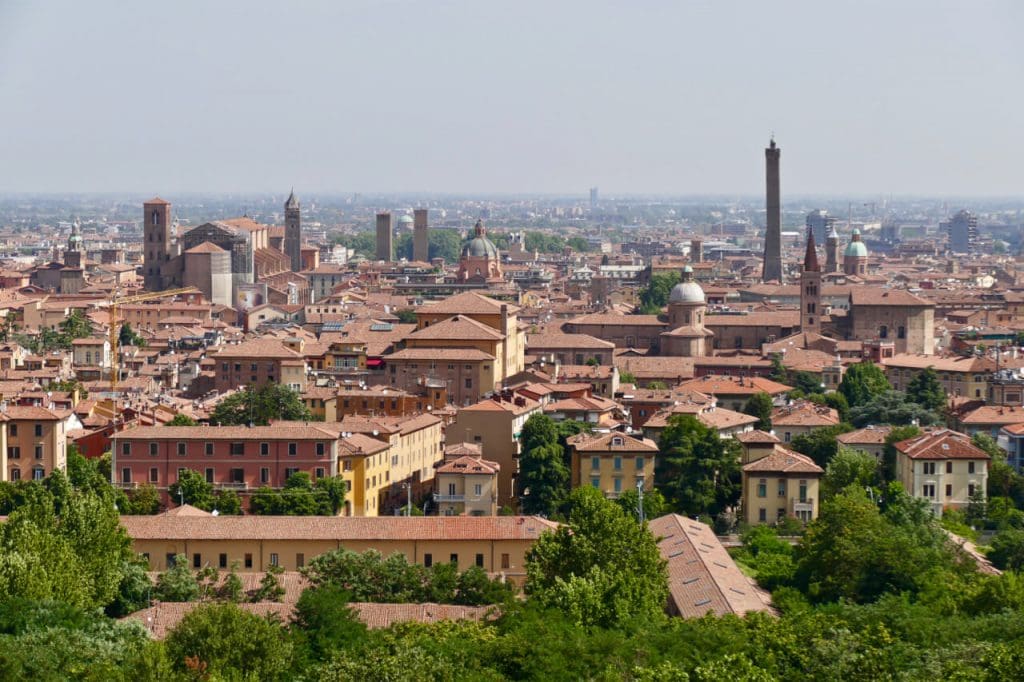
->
[0, 0, 1022, 197]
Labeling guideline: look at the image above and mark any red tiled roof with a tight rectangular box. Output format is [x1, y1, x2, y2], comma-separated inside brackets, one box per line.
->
[742, 447, 824, 474]
[895, 429, 991, 460]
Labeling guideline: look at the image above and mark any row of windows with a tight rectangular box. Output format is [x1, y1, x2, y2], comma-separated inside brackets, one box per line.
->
[756, 478, 810, 501]
[121, 442, 327, 457]
[7, 467, 45, 481]
[167, 551, 510, 571]
[758, 507, 813, 522]
[7, 446, 44, 459]
[922, 483, 978, 498]
[121, 466, 327, 485]
[8, 424, 45, 437]
[922, 461, 978, 475]
[589, 477, 644, 493]
[590, 456, 644, 471]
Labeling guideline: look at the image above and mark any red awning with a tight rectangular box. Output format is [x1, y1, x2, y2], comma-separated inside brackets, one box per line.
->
[366, 358, 384, 368]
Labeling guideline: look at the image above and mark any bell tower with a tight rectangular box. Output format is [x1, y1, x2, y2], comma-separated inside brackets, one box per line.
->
[284, 189, 302, 272]
[800, 226, 822, 334]
[143, 197, 172, 291]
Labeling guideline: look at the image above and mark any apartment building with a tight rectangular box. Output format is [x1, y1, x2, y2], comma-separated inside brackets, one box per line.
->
[893, 429, 989, 516]
[771, 401, 840, 443]
[212, 338, 307, 393]
[435, 453, 500, 516]
[450, 394, 542, 507]
[337, 433, 391, 517]
[740, 446, 823, 525]
[883, 354, 993, 401]
[385, 348, 496, 406]
[110, 424, 340, 508]
[836, 425, 893, 462]
[2, 405, 73, 482]
[567, 431, 658, 498]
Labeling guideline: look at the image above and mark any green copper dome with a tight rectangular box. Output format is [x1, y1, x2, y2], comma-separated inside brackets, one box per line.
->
[462, 219, 499, 259]
[844, 241, 868, 257]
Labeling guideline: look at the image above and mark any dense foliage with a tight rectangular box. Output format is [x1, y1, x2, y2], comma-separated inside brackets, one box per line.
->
[656, 414, 741, 517]
[210, 383, 312, 426]
[742, 391, 773, 431]
[638, 272, 681, 315]
[839, 360, 890, 408]
[249, 471, 348, 516]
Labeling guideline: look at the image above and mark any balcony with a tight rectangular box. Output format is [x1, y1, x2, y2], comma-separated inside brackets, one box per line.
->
[116, 481, 138, 490]
[791, 499, 814, 514]
[434, 494, 465, 503]
[216, 482, 249, 491]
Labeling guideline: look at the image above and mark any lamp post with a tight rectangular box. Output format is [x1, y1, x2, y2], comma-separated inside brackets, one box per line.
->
[402, 482, 411, 517]
[636, 478, 645, 524]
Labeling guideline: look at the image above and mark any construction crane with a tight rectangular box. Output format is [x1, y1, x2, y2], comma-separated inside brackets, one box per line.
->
[108, 287, 198, 392]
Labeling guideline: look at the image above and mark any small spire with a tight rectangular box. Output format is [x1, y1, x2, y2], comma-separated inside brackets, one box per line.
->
[803, 226, 820, 272]
[285, 188, 299, 209]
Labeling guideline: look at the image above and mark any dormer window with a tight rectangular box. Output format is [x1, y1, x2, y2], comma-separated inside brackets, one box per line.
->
[611, 437, 623, 446]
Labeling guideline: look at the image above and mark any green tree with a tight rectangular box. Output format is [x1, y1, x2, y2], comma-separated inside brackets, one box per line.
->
[153, 555, 200, 602]
[619, 370, 636, 385]
[395, 309, 417, 324]
[989, 529, 1024, 570]
[566, 236, 591, 252]
[455, 565, 515, 605]
[882, 425, 922, 481]
[790, 424, 855, 468]
[210, 383, 311, 426]
[518, 414, 569, 516]
[525, 486, 668, 628]
[822, 447, 879, 498]
[57, 309, 93, 348]
[638, 272, 681, 315]
[314, 475, 348, 515]
[252, 565, 285, 602]
[848, 390, 941, 428]
[213, 489, 242, 515]
[122, 483, 161, 515]
[165, 602, 293, 681]
[791, 371, 824, 396]
[821, 392, 850, 423]
[524, 231, 566, 253]
[839, 361, 890, 408]
[118, 322, 145, 348]
[906, 367, 946, 411]
[167, 469, 215, 510]
[656, 414, 741, 516]
[291, 584, 368, 664]
[743, 391, 774, 431]
[107, 559, 153, 617]
[165, 413, 197, 426]
[768, 353, 788, 383]
[428, 229, 464, 263]
[615, 487, 668, 521]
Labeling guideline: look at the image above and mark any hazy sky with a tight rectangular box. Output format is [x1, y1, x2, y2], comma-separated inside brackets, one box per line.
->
[1, 1, 1021, 196]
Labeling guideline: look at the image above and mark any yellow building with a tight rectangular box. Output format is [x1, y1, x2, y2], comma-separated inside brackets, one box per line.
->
[740, 446, 823, 525]
[882, 353, 993, 401]
[337, 433, 392, 517]
[121, 514, 559, 585]
[566, 431, 658, 498]
[435, 449, 500, 516]
[3, 406, 68, 482]
[893, 429, 989, 517]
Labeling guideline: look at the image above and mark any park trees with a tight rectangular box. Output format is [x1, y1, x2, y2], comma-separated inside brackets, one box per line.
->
[906, 367, 946, 411]
[209, 383, 311, 426]
[790, 423, 855, 468]
[822, 447, 880, 498]
[517, 413, 569, 516]
[839, 361, 890, 408]
[656, 414, 741, 517]
[525, 486, 667, 628]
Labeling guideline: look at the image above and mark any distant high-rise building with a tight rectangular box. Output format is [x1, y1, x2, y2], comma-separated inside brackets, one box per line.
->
[413, 208, 429, 262]
[64, 217, 83, 268]
[947, 209, 978, 254]
[143, 197, 172, 291]
[589, 187, 598, 213]
[284, 189, 302, 272]
[805, 209, 836, 244]
[762, 139, 783, 283]
[824, 223, 841, 273]
[375, 212, 393, 262]
[800, 226, 821, 334]
[690, 238, 704, 263]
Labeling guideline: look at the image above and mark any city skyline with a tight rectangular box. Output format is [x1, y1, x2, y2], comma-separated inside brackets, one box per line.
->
[1, 1, 1022, 196]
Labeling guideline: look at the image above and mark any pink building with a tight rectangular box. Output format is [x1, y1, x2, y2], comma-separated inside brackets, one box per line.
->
[111, 424, 340, 508]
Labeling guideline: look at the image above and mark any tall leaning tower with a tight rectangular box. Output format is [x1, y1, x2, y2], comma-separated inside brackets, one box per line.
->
[762, 138, 783, 283]
[284, 189, 302, 272]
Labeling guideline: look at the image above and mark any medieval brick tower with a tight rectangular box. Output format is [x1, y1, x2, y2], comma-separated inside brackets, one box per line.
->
[143, 197, 172, 291]
[762, 138, 783, 283]
[800, 226, 822, 334]
[284, 189, 302, 272]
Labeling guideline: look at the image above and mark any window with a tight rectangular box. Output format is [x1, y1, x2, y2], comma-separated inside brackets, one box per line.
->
[270, 553, 279, 567]
[260, 467, 270, 484]
[501, 553, 510, 569]
[286, 467, 298, 479]
[244, 553, 253, 569]
[613, 478, 622, 493]
[464, 378, 472, 389]
[8, 424, 15, 436]
[946, 484, 953, 497]
[448, 483, 456, 495]
[591, 456, 600, 471]
[121, 467, 131, 484]
[591, 477, 600, 488]
[315, 467, 325, 479]
[260, 442, 269, 456]
[613, 456, 622, 471]
[34, 445, 43, 460]
[798, 481, 808, 502]
[288, 443, 297, 456]
[923, 462, 936, 475]
[879, 325, 888, 339]
[9, 469, 19, 481]
[449, 553, 458, 565]
[316, 442, 325, 456]
[230, 468, 244, 484]
[923, 484, 936, 498]
[758, 508, 766, 522]
[219, 553, 228, 569]
[7, 447, 19, 460]
[784, 432, 791, 443]
[424, 553, 434, 567]
[296, 553, 305, 568]
[167, 554, 177, 568]
[343, 460, 352, 472]
[946, 461, 953, 474]
[205, 442, 214, 456]
[473, 483, 482, 496]
[969, 462, 976, 474]
[34, 424, 42, 437]
[898, 326, 906, 339]
[230, 442, 244, 456]
[778, 480, 787, 497]
[757, 479, 767, 498]
[193, 553, 202, 569]
[636, 457, 644, 470]
[968, 483, 976, 497]
[205, 468, 214, 483]
[150, 467, 158, 483]
[32, 468, 43, 481]
[149, 442, 158, 456]
[122, 442, 131, 456]
[476, 553, 484, 567]
[177, 442, 186, 456]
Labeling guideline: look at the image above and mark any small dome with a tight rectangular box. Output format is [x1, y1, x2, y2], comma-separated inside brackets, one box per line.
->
[683, 265, 693, 273]
[461, 220, 499, 259]
[398, 214, 413, 225]
[845, 241, 868, 258]
[669, 281, 705, 304]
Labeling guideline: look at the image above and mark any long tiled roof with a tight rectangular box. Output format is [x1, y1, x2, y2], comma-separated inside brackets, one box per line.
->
[417, 292, 519, 315]
[406, 315, 504, 341]
[648, 514, 774, 619]
[116, 425, 339, 440]
[895, 429, 991, 460]
[119, 515, 559, 541]
[742, 447, 824, 474]
[385, 348, 495, 361]
[850, 288, 933, 307]
[526, 332, 615, 350]
[213, 338, 302, 359]
[679, 375, 793, 396]
[566, 431, 658, 452]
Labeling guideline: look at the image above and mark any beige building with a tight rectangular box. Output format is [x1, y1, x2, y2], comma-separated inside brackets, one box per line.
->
[771, 401, 840, 443]
[435, 448, 500, 516]
[836, 425, 893, 462]
[894, 429, 989, 517]
[567, 431, 658, 498]
[883, 353, 992, 401]
[386, 348, 496, 406]
[121, 514, 559, 584]
[71, 337, 111, 369]
[3, 406, 70, 482]
[741, 446, 823, 525]
[450, 394, 542, 507]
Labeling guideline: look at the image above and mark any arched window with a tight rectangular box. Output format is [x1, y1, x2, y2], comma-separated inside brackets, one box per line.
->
[879, 325, 888, 339]
[152, 210, 159, 225]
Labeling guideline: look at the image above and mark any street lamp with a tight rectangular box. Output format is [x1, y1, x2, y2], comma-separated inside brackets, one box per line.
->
[401, 482, 411, 517]
[636, 478, 645, 524]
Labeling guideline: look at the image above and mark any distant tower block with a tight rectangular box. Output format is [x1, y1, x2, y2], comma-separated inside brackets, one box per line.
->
[413, 208, 429, 262]
[762, 138, 783, 283]
[143, 197, 172, 291]
[589, 187, 598, 213]
[825, 223, 841, 273]
[65, 217, 84, 268]
[690, 238, 704, 264]
[375, 212, 393, 262]
[284, 189, 302, 272]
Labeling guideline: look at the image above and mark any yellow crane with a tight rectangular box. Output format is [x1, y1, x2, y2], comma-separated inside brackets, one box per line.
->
[108, 287, 199, 392]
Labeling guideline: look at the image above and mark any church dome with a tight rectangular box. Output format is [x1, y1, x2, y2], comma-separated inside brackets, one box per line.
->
[462, 220, 499, 259]
[845, 228, 868, 258]
[669, 280, 705, 304]
[398, 214, 414, 226]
